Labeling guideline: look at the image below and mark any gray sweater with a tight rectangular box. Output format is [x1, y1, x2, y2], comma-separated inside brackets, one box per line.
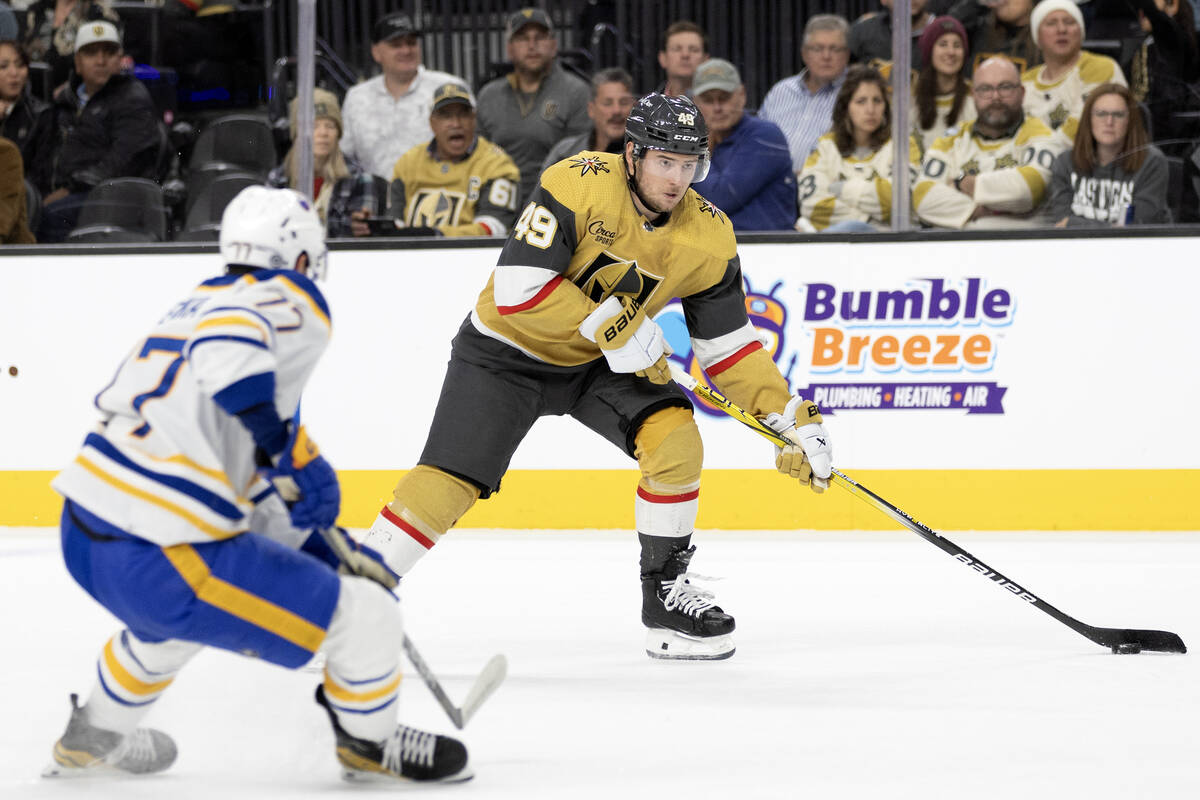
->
[1047, 146, 1171, 227]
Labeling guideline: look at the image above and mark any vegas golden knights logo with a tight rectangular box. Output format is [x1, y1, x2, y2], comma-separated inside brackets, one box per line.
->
[572, 251, 663, 307]
[408, 189, 465, 227]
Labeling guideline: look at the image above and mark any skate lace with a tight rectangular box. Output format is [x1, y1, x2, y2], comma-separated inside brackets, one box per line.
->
[381, 725, 437, 773]
[662, 573, 720, 617]
[106, 729, 156, 767]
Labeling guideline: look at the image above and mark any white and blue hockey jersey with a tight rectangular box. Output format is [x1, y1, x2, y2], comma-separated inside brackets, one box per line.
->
[52, 269, 331, 547]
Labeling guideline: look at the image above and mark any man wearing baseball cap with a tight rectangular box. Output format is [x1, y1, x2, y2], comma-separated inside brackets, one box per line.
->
[351, 81, 519, 238]
[690, 58, 797, 231]
[476, 7, 589, 206]
[39, 19, 160, 242]
[1020, 0, 1126, 135]
[340, 10, 465, 180]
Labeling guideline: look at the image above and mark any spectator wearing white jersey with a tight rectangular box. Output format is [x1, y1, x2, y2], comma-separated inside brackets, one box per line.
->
[759, 14, 851, 175]
[339, 11, 462, 180]
[1020, 0, 1126, 136]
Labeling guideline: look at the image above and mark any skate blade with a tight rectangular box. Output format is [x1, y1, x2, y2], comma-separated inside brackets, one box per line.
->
[644, 629, 735, 661]
[41, 760, 125, 779]
[340, 764, 475, 785]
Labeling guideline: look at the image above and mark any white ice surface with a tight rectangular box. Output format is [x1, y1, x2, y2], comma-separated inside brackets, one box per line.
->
[3, 527, 1198, 799]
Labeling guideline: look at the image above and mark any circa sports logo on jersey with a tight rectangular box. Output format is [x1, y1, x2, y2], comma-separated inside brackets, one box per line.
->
[569, 155, 611, 178]
[588, 219, 617, 246]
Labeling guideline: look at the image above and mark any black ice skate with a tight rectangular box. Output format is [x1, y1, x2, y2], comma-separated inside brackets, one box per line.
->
[315, 685, 472, 783]
[43, 693, 177, 777]
[641, 545, 736, 660]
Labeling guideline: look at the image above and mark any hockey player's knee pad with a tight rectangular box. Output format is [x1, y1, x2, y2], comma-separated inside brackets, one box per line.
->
[634, 407, 703, 491]
[391, 465, 480, 535]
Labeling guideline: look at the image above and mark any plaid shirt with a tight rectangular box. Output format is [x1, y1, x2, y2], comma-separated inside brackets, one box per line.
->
[758, 69, 847, 176]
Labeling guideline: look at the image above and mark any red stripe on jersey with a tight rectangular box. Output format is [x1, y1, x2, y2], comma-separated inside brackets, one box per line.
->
[706, 341, 763, 377]
[477, 220, 495, 236]
[497, 274, 563, 316]
[636, 486, 700, 504]
[380, 505, 434, 550]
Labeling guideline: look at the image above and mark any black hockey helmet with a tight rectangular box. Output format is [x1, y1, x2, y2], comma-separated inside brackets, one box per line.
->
[624, 93, 711, 182]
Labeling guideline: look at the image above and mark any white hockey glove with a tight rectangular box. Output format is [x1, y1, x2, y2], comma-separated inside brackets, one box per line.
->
[579, 296, 671, 384]
[763, 396, 832, 494]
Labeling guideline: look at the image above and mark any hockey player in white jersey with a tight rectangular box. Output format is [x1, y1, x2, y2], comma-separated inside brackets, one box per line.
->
[45, 186, 471, 784]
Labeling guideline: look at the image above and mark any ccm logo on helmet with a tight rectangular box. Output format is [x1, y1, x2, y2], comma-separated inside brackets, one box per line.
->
[674, 135, 700, 142]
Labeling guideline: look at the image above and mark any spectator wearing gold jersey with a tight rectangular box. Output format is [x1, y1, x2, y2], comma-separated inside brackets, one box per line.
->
[351, 82, 520, 238]
[913, 16, 977, 155]
[1021, 0, 1125, 137]
[797, 65, 920, 232]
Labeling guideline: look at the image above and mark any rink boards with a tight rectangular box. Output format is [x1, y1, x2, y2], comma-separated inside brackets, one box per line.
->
[2, 238, 1198, 530]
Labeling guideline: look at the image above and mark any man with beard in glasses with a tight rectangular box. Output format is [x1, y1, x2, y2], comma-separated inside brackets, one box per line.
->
[914, 56, 1065, 228]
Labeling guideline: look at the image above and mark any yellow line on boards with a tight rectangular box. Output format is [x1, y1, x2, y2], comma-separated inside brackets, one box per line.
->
[5, 469, 1199, 531]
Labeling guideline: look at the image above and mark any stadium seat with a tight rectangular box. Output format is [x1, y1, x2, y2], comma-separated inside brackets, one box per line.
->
[1165, 155, 1183, 223]
[186, 115, 277, 211]
[66, 178, 167, 243]
[176, 172, 263, 241]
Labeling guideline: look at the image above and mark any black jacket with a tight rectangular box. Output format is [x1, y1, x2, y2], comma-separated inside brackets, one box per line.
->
[51, 73, 160, 193]
[1, 91, 56, 194]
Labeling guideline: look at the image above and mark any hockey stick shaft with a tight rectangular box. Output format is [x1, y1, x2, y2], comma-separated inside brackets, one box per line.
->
[668, 365, 1186, 654]
[317, 527, 508, 727]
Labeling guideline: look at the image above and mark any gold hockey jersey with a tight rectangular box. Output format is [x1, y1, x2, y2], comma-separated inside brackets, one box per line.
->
[1021, 51, 1126, 134]
[389, 135, 520, 236]
[913, 116, 1066, 229]
[470, 151, 791, 417]
[914, 92, 977, 156]
[797, 133, 922, 230]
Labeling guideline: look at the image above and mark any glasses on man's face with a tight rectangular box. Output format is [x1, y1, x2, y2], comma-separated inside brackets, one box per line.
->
[803, 45, 848, 56]
[974, 82, 1021, 99]
[1092, 109, 1128, 121]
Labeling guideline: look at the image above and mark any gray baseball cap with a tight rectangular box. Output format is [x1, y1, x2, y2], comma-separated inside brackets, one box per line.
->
[692, 58, 741, 96]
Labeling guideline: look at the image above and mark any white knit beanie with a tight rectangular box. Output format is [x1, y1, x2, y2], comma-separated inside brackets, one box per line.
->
[1030, 0, 1086, 44]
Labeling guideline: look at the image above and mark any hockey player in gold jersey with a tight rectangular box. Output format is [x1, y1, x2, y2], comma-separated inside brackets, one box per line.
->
[352, 82, 521, 237]
[362, 93, 833, 661]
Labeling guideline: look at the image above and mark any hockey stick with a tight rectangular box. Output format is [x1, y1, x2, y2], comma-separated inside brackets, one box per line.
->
[316, 527, 508, 728]
[668, 364, 1187, 654]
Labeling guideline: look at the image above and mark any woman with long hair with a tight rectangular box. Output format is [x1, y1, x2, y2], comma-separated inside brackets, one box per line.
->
[267, 87, 384, 237]
[797, 65, 920, 232]
[1048, 83, 1169, 226]
[913, 16, 976, 155]
[0, 39, 55, 193]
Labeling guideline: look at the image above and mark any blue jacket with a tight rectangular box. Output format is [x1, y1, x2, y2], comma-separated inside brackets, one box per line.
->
[692, 112, 797, 231]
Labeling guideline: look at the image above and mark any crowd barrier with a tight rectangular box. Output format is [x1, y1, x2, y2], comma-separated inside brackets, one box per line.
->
[2, 232, 1197, 530]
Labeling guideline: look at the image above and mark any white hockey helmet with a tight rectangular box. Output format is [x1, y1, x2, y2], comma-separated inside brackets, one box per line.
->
[219, 186, 329, 280]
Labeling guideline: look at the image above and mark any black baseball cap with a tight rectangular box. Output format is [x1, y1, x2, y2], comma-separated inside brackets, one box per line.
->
[432, 82, 475, 112]
[372, 12, 419, 44]
[506, 7, 553, 39]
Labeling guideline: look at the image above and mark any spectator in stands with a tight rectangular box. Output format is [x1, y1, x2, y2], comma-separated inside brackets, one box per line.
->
[797, 65, 920, 232]
[477, 7, 589, 206]
[1049, 82, 1170, 224]
[850, 0, 936, 69]
[267, 88, 381, 238]
[0, 134, 34, 242]
[21, 0, 118, 90]
[351, 82, 519, 238]
[0, 39, 55, 192]
[689, 58, 797, 231]
[760, 14, 851, 176]
[949, 0, 1040, 72]
[914, 56, 1066, 228]
[340, 11, 462, 181]
[1129, 0, 1200, 152]
[540, 67, 635, 172]
[657, 20, 708, 97]
[913, 16, 977, 154]
[1021, 0, 1126, 135]
[38, 20, 159, 242]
